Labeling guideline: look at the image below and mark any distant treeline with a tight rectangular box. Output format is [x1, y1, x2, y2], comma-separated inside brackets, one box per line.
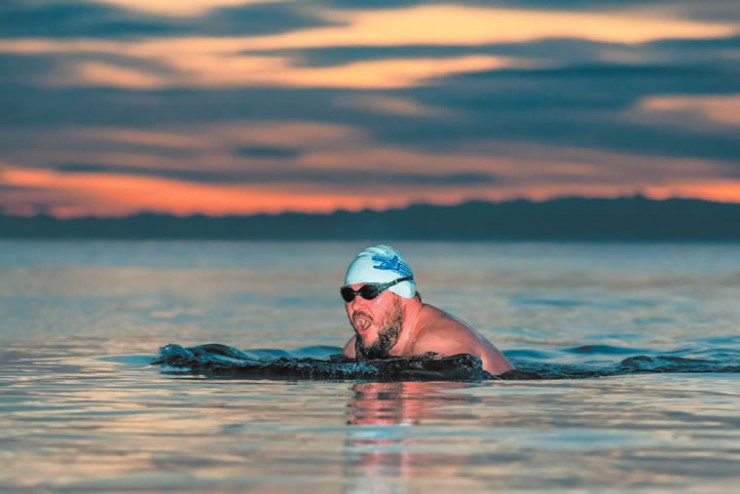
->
[2, 197, 740, 240]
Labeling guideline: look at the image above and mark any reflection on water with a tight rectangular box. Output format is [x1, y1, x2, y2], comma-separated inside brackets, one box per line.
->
[1, 348, 739, 493]
[345, 382, 478, 493]
[341, 377, 740, 493]
[348, 381, 477, 426]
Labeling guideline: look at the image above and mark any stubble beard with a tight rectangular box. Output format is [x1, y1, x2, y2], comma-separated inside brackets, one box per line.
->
[354, 301, 404, 361]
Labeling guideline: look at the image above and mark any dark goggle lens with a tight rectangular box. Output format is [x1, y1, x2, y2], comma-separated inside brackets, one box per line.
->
[340, 285, 380, 302]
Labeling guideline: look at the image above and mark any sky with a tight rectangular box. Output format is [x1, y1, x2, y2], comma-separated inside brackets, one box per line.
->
[1, 0, 738, 217]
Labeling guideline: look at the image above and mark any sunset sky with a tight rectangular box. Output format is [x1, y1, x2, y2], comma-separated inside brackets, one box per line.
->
[1, 0, 739, 217]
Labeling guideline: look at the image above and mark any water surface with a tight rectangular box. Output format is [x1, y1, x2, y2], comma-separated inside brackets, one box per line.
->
[1, 241, 739, 492]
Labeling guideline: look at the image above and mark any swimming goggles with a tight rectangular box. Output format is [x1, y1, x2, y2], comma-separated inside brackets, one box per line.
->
[340, 276, 413, 303]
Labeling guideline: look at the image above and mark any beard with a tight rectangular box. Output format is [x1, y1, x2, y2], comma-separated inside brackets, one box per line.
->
[354, 302, 404, 361]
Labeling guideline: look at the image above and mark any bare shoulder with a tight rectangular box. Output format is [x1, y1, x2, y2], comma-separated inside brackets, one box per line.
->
[410, 305, 481, 354]
[342, 336, 356, 358]
[410, 305, 512, 376]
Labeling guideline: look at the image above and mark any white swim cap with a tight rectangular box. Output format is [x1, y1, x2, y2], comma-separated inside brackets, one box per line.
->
[344, 244, 416, 298]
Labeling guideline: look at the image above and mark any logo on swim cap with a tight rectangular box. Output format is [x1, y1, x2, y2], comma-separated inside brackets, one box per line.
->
[344, 244, 416, 299]
[372, 254, 413, 278]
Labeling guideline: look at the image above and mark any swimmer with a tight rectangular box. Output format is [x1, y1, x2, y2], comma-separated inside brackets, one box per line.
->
[341, 244, 513, 376]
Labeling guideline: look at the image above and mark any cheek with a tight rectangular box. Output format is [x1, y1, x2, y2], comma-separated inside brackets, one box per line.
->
[374, 298, 396, 315]
[369, 300, 390, 321]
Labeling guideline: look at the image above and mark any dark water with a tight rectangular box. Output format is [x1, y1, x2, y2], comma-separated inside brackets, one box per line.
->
[2, 241, 739, 492]
[152, 341, 740, 381]
[154, 344, 493, 381]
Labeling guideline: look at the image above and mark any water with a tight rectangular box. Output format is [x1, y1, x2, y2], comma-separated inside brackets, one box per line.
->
[1, 241, 739, 492]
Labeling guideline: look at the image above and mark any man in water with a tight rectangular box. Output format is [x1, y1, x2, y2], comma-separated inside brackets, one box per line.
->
[341, 244, 512, 376]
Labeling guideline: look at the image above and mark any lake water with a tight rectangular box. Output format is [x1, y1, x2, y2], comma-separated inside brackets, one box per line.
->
[1, 241, 738, 493]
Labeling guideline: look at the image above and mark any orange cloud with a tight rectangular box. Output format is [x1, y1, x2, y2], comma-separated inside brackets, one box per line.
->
[70, 128, 204, 149]
[2, 167, 410, 217]
[1, 5, 734, 90]
[335, 95, 448, 117]
[67, 55, 512, 89]
[639, 94, 740, 126]
[3, 121, 367, 180]
[644, 180, 740, 203]
[238, 5, 738, 48]
[94, 0, 286, 17]
[67, 121, 364, 150]
[3, 127, 737, 218]
[1, 4, 734, 58]
[77, 62, 166, 89]
[5, 162, 740, 218]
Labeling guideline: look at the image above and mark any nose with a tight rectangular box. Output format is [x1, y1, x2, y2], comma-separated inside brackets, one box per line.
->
[349, 295, 362, 310]
[349, 292, 369, 311]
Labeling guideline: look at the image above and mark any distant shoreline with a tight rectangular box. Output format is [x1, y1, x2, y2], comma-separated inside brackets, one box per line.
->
[2, 196, 740, 240]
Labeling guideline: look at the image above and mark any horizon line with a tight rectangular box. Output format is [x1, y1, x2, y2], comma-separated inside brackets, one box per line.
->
[3, 194, 738, 220]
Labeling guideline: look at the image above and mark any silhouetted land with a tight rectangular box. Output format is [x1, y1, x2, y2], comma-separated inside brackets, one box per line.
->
[2, 197, 740, 240]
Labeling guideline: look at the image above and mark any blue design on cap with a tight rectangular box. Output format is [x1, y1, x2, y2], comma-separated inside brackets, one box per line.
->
[371, 254, 413, 278]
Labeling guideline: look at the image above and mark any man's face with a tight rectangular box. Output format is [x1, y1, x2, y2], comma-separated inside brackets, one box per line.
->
[344, 283, 404, 360]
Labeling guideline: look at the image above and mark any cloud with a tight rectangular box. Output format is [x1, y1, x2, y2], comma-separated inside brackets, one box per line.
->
[93, 0, 289, 18]
[374, 62, 740, 162]
[1, 164, 498, 217]
[231, 5, 736, 49]
[0, 122, 366, 172]
[49, 162, 499, 186]
[0, 53, 58, 86]
[1, 1, 739, 216]
[0, 183, 43, 192]
[2, 166, 380, 217]
[334, 95, 447, 117]
[62, 54, 515, 89]
[3, 131, 736, 216]
[233, 146, 303, 159]
[1, 56, 737, 163]
[1, 1, 184, 39]
[0, 0, 335, 39]
[252, 39, 608, 68]
[323, 0, 740, 23]
[0, 45, 516, 90]
[644, 180, 740, 202]
[2, 4, 734, 85]
[51, 162, 232, 183]
[255, 35, 740, 70]
[1, 2, 735, 94]
[637, 94, 740, 126]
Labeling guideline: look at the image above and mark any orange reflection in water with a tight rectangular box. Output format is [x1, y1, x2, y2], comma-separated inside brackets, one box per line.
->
[345, 382, 477, 487]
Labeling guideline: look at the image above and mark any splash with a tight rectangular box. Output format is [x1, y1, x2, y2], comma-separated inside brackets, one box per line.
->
[153, 344, 492, 381]
[507, 355, 740, 380]
[152, 343, 740, 381]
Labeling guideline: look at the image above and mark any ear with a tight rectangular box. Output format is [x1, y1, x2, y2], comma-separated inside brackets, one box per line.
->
[400, 293, 420, 308]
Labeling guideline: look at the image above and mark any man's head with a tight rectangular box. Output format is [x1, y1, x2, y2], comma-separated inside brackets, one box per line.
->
[342, 245, 416, 360]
